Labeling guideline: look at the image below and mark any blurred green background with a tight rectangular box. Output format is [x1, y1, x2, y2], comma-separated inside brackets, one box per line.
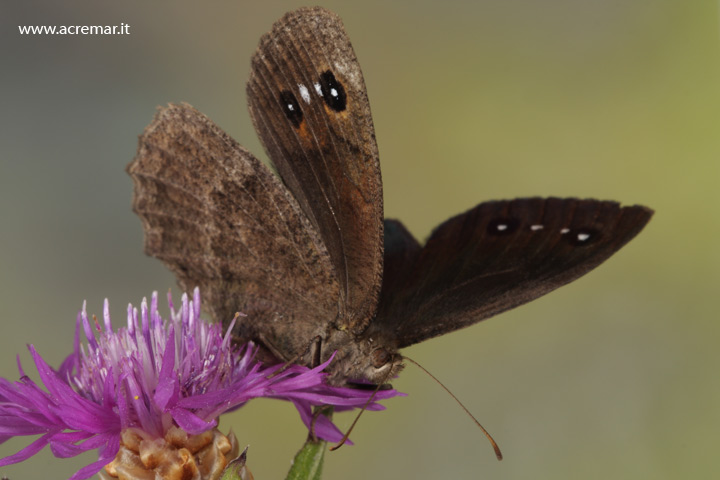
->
[0, 1, 717, 479]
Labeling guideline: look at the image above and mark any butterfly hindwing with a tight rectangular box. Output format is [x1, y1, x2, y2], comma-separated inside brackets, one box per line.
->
[247, 7, 384, 334]
[128, 103, 339, 359]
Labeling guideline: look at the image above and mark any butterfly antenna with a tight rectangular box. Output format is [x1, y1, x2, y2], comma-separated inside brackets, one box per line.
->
[404, 356, 503, 461]
[329, 366, 395, 451]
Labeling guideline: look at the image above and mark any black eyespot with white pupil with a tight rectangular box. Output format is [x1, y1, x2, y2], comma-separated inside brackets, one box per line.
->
[279, 90, 303, 128]
[318, 70, 347, 112]
[487, 218, 520, 235]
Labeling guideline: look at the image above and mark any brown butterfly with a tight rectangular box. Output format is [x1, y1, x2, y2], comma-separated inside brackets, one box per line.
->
[128, 7, 652, 389]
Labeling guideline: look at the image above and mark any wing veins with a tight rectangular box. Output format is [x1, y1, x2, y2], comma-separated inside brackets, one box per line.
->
[253, 58, 350, 300]
[286, 20, 356, 304]
[211, 125, 330, 286]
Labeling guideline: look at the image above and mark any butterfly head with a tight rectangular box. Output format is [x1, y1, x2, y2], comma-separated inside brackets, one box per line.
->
[322, 327, 403, 386]
[363, 346, 400, 382]
[348, 338, 404, 386]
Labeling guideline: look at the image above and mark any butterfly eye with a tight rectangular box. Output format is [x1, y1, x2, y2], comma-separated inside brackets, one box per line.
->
[371, 348, 391, 368]
[487, 218, 520, 235]
[279, 90, 303, 128]
[318, 70, 347, 112]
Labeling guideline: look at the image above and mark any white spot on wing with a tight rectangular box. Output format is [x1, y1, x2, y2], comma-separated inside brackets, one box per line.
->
[576, 232, 591, 242]
[560, 228, 570, 234]
[298, 84, 311, 104]
[530, 224, 544, 231]
[314, 82, 323, 96]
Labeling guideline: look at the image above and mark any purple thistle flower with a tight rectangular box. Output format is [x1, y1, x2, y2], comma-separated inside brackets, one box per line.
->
[0, 289, 403, 480]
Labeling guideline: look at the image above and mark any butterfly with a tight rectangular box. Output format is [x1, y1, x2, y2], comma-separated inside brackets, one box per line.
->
[127, 7, 652, 389]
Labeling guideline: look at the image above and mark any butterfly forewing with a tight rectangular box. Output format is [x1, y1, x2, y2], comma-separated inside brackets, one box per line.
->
[375, 198, 653, 348]
[128, 104, 339, 358]
[247, 7, 384, 334]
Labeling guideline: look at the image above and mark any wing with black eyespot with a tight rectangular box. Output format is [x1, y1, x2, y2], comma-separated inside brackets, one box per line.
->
[247, 7, 384, 334]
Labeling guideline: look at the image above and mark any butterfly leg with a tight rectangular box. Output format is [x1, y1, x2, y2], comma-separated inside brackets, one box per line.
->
[232, 324, 294, 365]
[309, 405, 334, 442]
[252, 330, 293, 363]
[265, 335, 322, 378]
[309, 335, 322, 368]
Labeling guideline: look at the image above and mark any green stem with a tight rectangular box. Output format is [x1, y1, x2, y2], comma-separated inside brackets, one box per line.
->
[285, 407, 332, 480]
[285, 437, 327, 480]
